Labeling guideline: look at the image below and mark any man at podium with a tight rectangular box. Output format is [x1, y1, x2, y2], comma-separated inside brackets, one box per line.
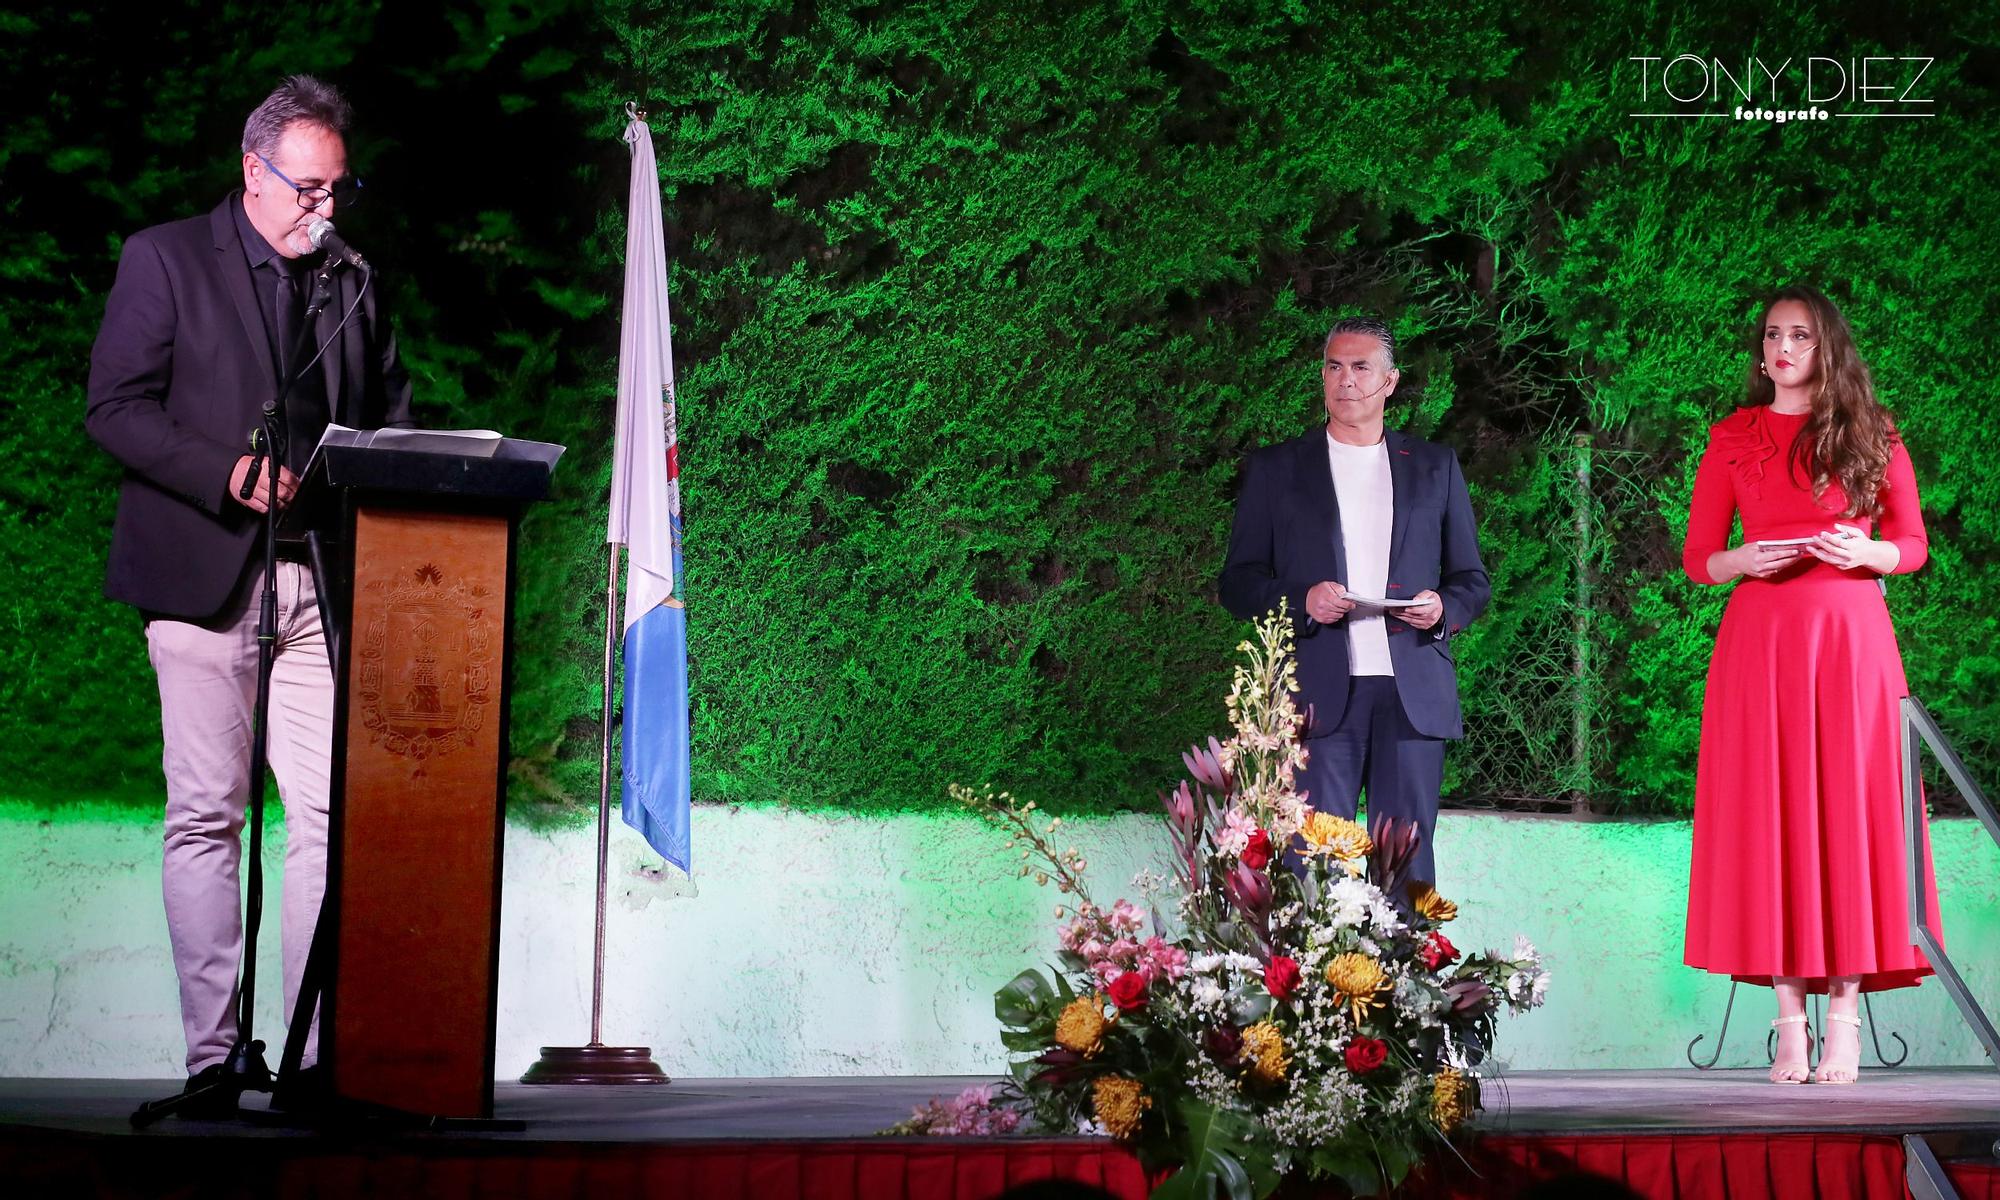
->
[83, 75, 412, 1114]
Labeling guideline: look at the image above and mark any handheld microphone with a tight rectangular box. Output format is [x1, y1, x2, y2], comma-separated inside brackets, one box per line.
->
[305, 217, 367, 269]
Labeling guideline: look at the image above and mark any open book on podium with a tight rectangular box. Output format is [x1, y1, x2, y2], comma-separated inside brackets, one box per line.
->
[280, 424, 564, 1121]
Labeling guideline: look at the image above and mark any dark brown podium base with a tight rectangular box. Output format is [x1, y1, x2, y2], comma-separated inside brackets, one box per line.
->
[520, 1045, 671, 1085]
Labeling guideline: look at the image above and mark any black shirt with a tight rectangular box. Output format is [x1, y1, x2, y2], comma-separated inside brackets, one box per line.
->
[230, 196, 327, 472]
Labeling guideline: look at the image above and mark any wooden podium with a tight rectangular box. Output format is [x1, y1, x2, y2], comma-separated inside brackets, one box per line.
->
[289, 437, 556, 1120]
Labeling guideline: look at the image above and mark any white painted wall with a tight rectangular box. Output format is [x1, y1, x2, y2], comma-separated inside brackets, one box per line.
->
[1, 803, 1994, 1079]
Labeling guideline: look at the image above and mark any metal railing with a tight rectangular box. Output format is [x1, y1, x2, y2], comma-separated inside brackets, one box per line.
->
[1905, 1133, 1958, 1200]
[1902, 696, 2000, 1073]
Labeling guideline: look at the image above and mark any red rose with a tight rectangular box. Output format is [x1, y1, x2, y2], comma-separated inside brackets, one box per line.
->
[1345, 1036, 1388, 1073]
[1241, 829, 1274, 870]
[1420, 931, 1460, 971]
[1107, 972, 1149, 1012]
[1263, 955, 1301, 1001]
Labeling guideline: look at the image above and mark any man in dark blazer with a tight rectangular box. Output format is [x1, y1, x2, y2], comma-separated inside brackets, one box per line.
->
[85, 75, 410, 1111]
[1219, 317, 1489, 886]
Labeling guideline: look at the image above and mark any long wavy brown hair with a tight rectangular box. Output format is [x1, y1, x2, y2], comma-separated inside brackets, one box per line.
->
[1742, 285, 1897, 518]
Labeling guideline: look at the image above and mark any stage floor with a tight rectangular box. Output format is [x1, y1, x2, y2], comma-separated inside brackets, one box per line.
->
[4, 1068, 1999, 1141]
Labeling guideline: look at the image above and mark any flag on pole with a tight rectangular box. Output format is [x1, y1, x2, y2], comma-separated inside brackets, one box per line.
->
[610, 105, 689, 871]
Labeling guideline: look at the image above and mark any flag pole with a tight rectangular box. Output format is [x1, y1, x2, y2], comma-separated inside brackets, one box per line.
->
[520, 543, 670, 1085]
[521, 100, 675, 1086]
[591, 542, 619, 1046]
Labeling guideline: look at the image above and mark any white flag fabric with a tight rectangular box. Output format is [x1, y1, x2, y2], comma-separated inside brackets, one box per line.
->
[609, 106, 689, 871]
[609, 108, 679, 612]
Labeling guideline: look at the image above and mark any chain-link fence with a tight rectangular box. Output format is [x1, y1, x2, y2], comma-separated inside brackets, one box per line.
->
[1448, 434, 1686, 814]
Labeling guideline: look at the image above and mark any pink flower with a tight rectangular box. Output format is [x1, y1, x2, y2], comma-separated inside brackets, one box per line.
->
[1058, 908, 1098, 952]
[1164, 780, 1199, 832]
[1182, 736, 1233, 792]
[1109, 900, 1145, 934]
[1215, 808, 1256, 855]
[1140, 936, 1189, 982]
[900, 1085, 1023, 1136]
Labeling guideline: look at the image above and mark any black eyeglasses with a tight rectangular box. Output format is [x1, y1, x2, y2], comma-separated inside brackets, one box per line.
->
[256, 152, 363, 210]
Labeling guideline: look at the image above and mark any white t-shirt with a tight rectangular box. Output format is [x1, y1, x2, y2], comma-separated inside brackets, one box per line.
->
[1327, 435, 1394, 677]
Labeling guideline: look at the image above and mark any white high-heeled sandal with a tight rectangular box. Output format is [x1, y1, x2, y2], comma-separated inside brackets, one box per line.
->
[1814, 1011, 1863, 1084]
[1769, 1014, 1811, 1084]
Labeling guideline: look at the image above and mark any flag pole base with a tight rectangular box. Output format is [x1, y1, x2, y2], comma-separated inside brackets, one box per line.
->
[520, 1044, 671, 1085]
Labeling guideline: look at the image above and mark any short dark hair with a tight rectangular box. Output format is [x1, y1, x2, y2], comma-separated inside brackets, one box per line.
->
[1322, 316, 1397, 367]
[241, 75, 352, 159]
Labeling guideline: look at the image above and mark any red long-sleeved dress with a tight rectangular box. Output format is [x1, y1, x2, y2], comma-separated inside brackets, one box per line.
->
[1681, 404, 1942, 992]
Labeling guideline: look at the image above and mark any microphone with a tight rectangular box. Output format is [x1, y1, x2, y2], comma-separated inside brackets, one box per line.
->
[238, 429, 268, 501]
[305, 217, 368, 269]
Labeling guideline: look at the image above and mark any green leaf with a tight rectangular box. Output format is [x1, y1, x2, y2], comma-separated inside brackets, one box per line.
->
[995, 968, 1057, 1028]
[1374, 1136, 1425, 1190]
[1052, 968, 1079, 1002]
[1306, 1142, 1382, 1197]
[1227, 991, 1272, 1027]
[1149, 1096, 1281, 1200]
[999, 1027, 1053, 1052]
[1150, 1152, 1249, 1200]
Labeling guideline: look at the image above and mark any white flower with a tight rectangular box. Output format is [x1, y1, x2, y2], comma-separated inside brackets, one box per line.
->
[1500, 935, 1551, 1012]
[1322, 875, 1401, 934]
[1189, 978, 1226, 1009]
[1191, 953, 1228, 974]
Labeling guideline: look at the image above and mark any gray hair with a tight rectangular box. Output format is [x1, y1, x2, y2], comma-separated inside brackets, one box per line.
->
[1322, 316, 1397, 368]
[241, 75, 353, 158]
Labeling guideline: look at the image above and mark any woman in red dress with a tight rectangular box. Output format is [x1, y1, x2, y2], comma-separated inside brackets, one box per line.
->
[1682, 285, 1942, 1085]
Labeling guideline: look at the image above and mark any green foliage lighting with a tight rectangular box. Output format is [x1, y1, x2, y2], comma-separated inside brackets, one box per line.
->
[4, 0, 1996, 819]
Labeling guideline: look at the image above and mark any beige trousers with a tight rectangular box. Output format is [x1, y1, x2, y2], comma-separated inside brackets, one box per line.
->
[146, 561, 331, 1073]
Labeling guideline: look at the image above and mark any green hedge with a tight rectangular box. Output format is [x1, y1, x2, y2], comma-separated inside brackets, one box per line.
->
[3, 0, 1995, 819]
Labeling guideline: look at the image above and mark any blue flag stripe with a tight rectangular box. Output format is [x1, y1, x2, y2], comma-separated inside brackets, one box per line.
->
[621, 603, 690, 872]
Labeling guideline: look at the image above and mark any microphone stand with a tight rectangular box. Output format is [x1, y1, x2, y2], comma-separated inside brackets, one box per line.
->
[132, 261, 338, 1128]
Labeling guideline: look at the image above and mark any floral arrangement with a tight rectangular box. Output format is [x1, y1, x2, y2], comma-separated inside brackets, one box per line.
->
[948, 608, 1549, 1199]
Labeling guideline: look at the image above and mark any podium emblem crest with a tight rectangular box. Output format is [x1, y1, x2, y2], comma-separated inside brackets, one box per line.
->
[357, 562, 495, 767]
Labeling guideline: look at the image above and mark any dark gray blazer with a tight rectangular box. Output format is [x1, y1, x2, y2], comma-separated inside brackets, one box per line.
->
[86, 194, 412, 620]
[1218, 428, 1491, 739]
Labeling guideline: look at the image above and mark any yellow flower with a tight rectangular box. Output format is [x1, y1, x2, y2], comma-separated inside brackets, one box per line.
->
[1323, 952, 1391, 1022]
[1240, 1021, 1289, 1084]
[1054, 995, 1111, 1058]
[1092, 1075, 1151, 1139]
[1409, 883, 1459, 923]
[1431, 1067, 1475, 1131]
[1299, 813, 1372, 872]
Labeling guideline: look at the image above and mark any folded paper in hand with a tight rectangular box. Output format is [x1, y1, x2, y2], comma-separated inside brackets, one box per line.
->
[1345, 593, 1424, 609]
